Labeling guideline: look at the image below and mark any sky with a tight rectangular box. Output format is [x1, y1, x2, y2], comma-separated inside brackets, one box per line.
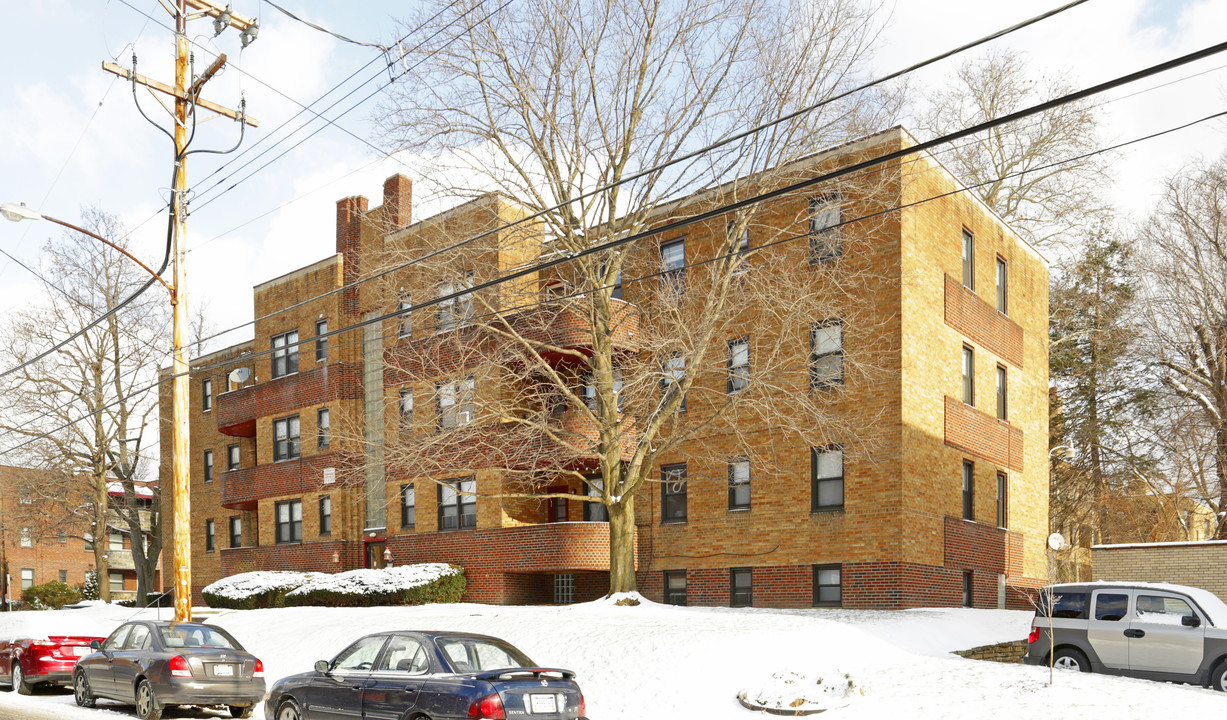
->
[0, 0, 1224, 371]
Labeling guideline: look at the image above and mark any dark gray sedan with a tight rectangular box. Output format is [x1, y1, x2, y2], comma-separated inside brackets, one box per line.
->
[266, 631, 587, 720]
[73, 620, 266, 720]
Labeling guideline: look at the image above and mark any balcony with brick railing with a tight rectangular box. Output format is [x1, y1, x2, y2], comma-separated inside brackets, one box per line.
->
[220, 453, 344, 510]
[944, 274, 1023, 368]
[387, 521, 631, 574]
[943, 396, 1024, 472]
[215, 362, 363, 437]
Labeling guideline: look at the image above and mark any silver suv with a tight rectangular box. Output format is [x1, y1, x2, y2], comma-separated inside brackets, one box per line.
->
[1024, 581, 1227, 690]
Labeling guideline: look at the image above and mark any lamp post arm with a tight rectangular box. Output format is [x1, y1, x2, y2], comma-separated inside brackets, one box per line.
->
[40, 214, 175, 298]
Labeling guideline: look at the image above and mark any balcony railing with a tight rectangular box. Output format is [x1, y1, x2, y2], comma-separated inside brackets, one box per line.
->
[220, 453, 343, 510]
[386, 521, 631, 574]
[943, 396, 1024, 472]
[215, 362, 362, 437]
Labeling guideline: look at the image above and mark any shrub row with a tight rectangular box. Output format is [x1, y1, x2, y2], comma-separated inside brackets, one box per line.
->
[202, 564, 466, 609]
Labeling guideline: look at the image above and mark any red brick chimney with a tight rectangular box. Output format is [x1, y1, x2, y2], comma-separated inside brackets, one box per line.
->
[336, 194, 368, 316]
[382, 174, 412, 230]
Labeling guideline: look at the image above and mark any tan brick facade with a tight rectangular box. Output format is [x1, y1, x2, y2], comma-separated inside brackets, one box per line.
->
[1093, 541, 1227, 604]
[162, 127, 1049, 609]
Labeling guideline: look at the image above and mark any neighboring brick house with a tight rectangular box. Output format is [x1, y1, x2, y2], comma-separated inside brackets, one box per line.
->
[162, 127, 1049, 609]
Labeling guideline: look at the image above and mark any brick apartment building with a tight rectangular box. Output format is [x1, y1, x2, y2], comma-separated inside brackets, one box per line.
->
[0, 465, 160, 602]
[161, 127, 1049, 609]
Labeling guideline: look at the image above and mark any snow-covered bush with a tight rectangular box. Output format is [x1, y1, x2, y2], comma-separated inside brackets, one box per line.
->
[81, 570, 99, 600]
[202, 564, 465, 609]
[23, 580, 83, 609]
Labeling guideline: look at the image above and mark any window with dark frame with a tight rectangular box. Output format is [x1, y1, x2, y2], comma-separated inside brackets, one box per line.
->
[437, 376, 475, 430]
[996, 256, 1008, 314]
[398, 294, 412, 338]
[273, 415, 301, 461]
[400, 389, 413, 430]
[584, 368, 624, 412]
[437, 273, 475, 331]
[661, 463, 687, 523]
[229, 516, 241, 548]
[271, 330, 299, 378]
[319, 495, 332, 535]
[963, 570, 974, 607]
[962, 345, 975, 406]
[996, 472, 1008, 528]
[962, 229, 975, 290]
[548, 495, 568, 523]
[227, 443, 240, 471]
[201, 378, 212, 412]
[205, 519, 215, 552]
[811, 446, 844, 512]
[728, 221, 751, 274]
[275, 500, 303, 544]
[963, 460, 975, 521]
[813, 565, 842, 607]
[400, 484, 415, 528]
[660, 238, 686, 288]
[317, 407, 331, 449]
[663, 570, 687, 606]
[809, 321, 843, 388]
[996, 365, 1007, 421]
[315, 319, 329, 362]
[438, 477, 476, 531]
[809, 195, 842, 263]
[661, 355, 686, 411]
[728, 458, 751, 510]
[203, 449, 213, 483]
[731, 567, 752, 607]
[583, 475, 608, 521]
[728, 338, 750, 393]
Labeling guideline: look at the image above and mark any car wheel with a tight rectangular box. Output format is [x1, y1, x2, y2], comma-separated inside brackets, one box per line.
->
[135, 679, 163, 720]
[1211, 660, 1227, 691]
[1052, 647, 1090, 672]
[74, 671, 96, 708]
[12, 662, 32, 695]
[229, 705, 255, 719]
[276, 698, 303, 720]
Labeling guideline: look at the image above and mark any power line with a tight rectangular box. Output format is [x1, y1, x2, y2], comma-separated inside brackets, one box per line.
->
[260, 0, 389, 50]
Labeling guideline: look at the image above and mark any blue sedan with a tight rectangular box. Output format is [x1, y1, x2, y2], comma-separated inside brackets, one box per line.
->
[266, 631, 588, 720]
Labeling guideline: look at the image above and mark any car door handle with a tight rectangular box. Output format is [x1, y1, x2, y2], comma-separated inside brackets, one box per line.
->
[1124, 629, 1145, 638]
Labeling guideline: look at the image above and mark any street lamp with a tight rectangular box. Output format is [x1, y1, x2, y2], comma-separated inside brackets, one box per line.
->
[1, 202, 194, 621]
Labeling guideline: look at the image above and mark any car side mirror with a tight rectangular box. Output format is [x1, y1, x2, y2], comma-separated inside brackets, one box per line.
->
[1182, 615, 1201, 628]
[90, 640, 101, 650]
[315, 660, 331, 674]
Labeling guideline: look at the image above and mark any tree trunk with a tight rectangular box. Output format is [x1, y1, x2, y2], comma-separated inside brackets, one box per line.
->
[607, 495, 637, 595]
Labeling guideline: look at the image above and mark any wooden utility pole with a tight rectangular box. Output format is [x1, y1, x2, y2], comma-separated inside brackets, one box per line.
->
[103, 0, 258, 622]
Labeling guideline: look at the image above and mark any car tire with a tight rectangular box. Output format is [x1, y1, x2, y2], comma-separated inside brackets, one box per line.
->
[135, 679, 163, 720]
[1052, 647, 1091, 672]
[1211, 660, 1227, 691]
[74, 671, 96, 708]
[12, 662, 33, 695]
[276, 698, 303, 720]
[229, 705, 255, 719]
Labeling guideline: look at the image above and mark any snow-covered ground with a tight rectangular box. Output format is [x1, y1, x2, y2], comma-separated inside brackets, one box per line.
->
[0, 597, 1223, 719]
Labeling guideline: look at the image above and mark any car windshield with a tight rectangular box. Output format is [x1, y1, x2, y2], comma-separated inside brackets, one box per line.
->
[435, 637, 534, 673]
[159, 625, 241, 650]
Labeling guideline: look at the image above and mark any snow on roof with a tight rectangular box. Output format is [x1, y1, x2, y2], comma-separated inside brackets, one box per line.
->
[106, 481, 154, 498]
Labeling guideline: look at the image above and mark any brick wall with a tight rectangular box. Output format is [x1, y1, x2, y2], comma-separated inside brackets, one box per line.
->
[1093, 541, 1227, 604]
[943, 274, 1024, 368]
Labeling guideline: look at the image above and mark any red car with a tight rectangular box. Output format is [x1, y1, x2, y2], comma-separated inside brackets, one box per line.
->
[1, 631, 106, 694]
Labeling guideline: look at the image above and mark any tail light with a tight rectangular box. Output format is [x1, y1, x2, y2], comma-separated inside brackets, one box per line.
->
[253, 659, 265, 678]
[467, 693, 506, 719]
[1027, 627, 1039, 644]
[580, 692, 587, 716]
[169, 655, 193, 678]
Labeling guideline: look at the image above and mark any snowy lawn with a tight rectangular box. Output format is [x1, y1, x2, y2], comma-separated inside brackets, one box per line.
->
[0, 597, 1224, 718]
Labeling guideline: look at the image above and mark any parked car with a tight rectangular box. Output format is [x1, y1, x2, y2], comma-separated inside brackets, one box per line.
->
[73, 620, 265, 720]
[1025, 581, 1227, 690]
[0, 629, 105, 694]
[266, 631, 588, 720]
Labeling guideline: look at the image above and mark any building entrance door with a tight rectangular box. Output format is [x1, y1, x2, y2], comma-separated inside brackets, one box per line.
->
[365, 540, 387, 569]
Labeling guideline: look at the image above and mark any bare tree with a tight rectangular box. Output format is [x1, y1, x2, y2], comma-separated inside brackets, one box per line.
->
[1137, 153, 1227, 538]
[0, 208, 169, 602]
[372, 0, 901, 594]
[916, 48, 1112, 248]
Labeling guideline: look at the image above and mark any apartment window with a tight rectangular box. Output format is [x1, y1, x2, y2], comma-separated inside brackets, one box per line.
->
[58, 570, 67, 584]
[227, 443, 240, 471]
[400, 484, 415, 528]
[548, 496, 568, 523]
[962, 345, 975, 406]
[318, 408, 331, 449]
[19, 527, 32, 548]
[399, 389, 413, 430]
[811, 446, 844, 512]
[229, 516, 242, 548]
[731, 568, 753, 607]
[963, 570, 974, 607]
[728, 459, 751, 510]
[660, 238, 686, 288]
[996, 472, 1008, 528]
[663, 570, 687, 606]
[437, 376, 475, 430]
[58, 530, 66, 544]
[315, 319, 329, 362]
[962, 229, 975, 290]
[203, 449, 214, 483]
[728, 338, 750, 393]
[201, 378, 212, 412]
[809, 195, 842, 263]
[554, 574, 575, 604]
[996, 257, 1008, 314]
[583, 475, 608, 521]
[810, 321, 843, 387]
[107, 571, 123, 594]
[996, 365, 1007, 420]
[437, 273, 474, 331]
[585, 368, 624, 412]
[963, 460, 975, 521]
[271, 330, 299, 378]
[438, 477, 477, 531]
[275, 500, 303, 544]
[109, 531, 124, 550]
[398, 294, 412, 338]
[661, 355, 686, 411]
[84, 533, 94, 551]
[320, 495, 332, 535]
[205, 519, 215, 553]
[728, 222, 751, 274]
[20, 569, 34, 591]
[813, 565, 842, 607]
[661, 463, 687, 523]
[273, 415, 301, 461]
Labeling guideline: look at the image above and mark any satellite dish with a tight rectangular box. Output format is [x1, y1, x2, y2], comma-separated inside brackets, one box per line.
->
[228, 367, 251, 385]
[1047, 532, 1066, 551]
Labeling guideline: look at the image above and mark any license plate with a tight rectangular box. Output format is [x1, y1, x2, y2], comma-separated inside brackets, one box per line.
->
[529, 694, 557, 713]
[72, 646, 91, 656]
[213, 664, 235, 676]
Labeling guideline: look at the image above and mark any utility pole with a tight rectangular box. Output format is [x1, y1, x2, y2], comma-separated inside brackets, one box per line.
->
[103, 0, 258, 622]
